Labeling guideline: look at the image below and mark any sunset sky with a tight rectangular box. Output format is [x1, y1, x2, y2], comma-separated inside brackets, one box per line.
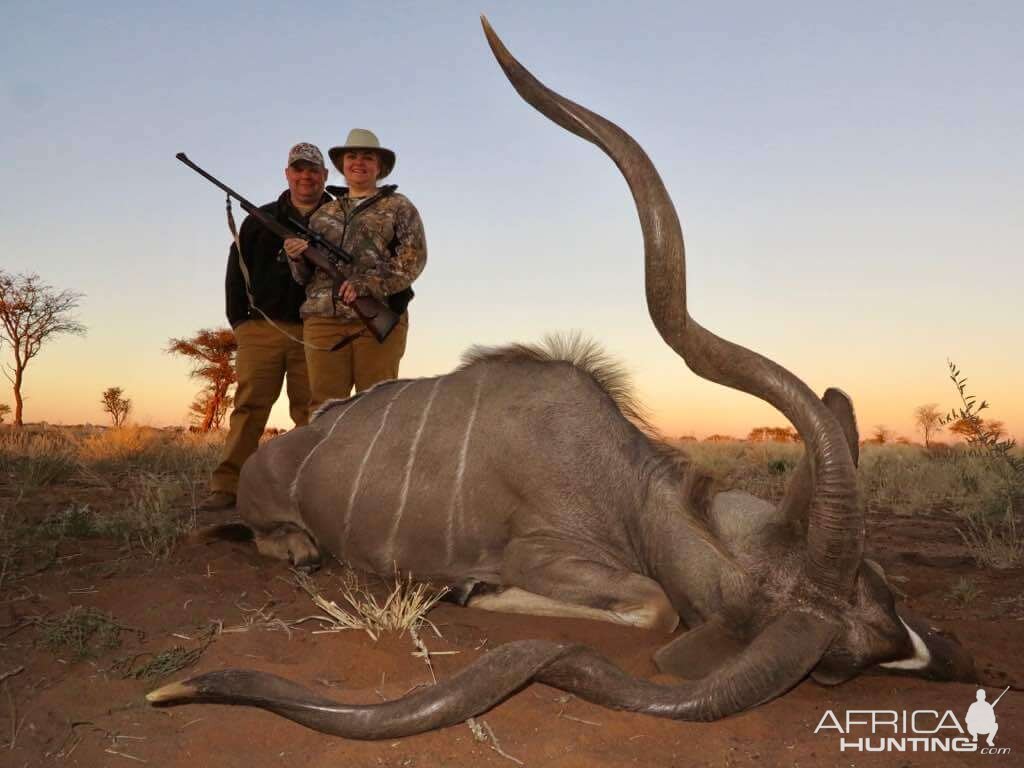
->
[2, 1, 1021, 441]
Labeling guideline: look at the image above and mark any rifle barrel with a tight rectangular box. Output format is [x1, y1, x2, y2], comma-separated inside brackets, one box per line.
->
[175, 153, 258, 214]
[992, 685, 1010, 708]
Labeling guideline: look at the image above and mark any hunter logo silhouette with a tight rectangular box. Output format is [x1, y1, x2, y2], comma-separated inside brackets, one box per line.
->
[966, 686, 1009, 747]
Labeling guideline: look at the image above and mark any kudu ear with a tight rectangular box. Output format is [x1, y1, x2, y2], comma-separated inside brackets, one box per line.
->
[824, 387, 860, 466]
[778, 387, 860, 536]
[654, 617, 749, 679]
[884, 604, 977, 683]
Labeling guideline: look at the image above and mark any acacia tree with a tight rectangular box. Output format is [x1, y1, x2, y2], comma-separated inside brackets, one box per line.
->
[949, 417, 1006, 442]
[189, 390, 233, 431]
[947, 418, 974, 440]
[914, 403, 943, 448]
[0, 271, 86, 427]
[869, 425, 893, 445]
[747, 426, 800, 443]
[167, 328, 237, 432]
[985, 420, 1007, 442]
[101, 386, 132, 427]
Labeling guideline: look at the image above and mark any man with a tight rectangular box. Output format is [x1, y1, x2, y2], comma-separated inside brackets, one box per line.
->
[200, 143, 331, 510]
[284, 129, 426, 410]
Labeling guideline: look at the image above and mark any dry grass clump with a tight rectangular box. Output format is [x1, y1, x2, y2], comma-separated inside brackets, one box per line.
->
[221, 599, 306, 636]
[113, 624, 217, 680]
[0, 502, 34, 591]
[75, 425, 223, 478]
[947, 576, 981, 607]
[0, 429, 77, 491]
[42, 503, 103, 538]
[961, 447, 1024, 569]
[684, 440, 801, 503]
[295, 569, 449, 642]
[77, 425, 164, 463]
[1, 426, 209, 563]
[37, 476, 195, 560]
[686, 437, 1022, 569]
[864, 441, 1023, 568]
[37, 606, 140, 660]
[108, 474, 196, 559]
[936, 363, 1024, 568]
[857, 443, 990, 516]
[959, 505, 1023, 569]
[0, 425, 223, 488]
[125, 643, 204, 680]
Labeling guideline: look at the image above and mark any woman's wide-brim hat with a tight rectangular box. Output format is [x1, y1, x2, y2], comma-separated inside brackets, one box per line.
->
[328, 129, 396, 179]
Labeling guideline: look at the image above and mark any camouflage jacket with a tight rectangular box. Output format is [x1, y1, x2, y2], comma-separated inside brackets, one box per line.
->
[290, 185, 426, 322]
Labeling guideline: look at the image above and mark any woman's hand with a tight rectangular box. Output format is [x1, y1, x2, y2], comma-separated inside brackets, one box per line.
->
[338, 281, 358, 305]
[283, 237, 309, 261]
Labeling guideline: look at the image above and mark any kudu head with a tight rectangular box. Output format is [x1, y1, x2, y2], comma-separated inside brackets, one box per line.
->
[481, 17, 974, 707]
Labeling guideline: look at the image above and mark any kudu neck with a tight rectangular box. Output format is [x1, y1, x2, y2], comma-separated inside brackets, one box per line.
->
[633, 471, 753, 629]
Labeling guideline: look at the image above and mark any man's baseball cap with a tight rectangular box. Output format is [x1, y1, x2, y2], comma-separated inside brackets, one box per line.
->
[287, 142, 325, 168]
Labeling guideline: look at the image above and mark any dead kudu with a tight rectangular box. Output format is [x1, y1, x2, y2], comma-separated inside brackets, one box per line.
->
[149, 18, 975, 736]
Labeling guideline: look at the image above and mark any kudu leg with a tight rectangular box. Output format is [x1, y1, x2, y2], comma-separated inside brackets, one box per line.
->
[252, 523, 322, 571]
[235, 424, 327, 569]
[469, 537, 679, 632]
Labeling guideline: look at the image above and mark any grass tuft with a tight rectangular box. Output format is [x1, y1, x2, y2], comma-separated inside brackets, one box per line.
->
[958, 506, 1023, 570]
[296, 568, 449, 642]
[947, 576, 981, 607]
[0, 430, 77, 491]
[42, 504, 103, 538]
[117, 473, 195, 559]
[113, 624, 217, 680]
[38, 606, 141, 660]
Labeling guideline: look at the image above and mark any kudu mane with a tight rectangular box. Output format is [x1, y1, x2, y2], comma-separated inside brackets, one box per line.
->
[462, 332, 715, 516]
[459, 332, 650, 433]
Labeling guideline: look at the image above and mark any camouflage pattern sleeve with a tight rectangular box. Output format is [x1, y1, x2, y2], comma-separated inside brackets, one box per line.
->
[287, 253, 313, 285]
[349, 195, 427, 300]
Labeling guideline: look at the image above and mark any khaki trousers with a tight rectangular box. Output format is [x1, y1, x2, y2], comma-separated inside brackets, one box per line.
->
[210, 320, 310, 493]
[303, 314, 409, 412]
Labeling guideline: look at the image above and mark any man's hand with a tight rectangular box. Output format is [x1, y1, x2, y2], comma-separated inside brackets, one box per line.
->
[338, 281, 357, 305]
[283, 237, 309, 261]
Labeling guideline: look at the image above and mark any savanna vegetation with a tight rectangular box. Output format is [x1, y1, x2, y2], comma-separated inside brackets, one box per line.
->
[2, 417, 1021, 596]
[1, 398, 1020, 761]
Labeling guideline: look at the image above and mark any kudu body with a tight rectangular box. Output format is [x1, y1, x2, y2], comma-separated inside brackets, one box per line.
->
[240, 341, 725, 635]
[149, 18, 974, 735]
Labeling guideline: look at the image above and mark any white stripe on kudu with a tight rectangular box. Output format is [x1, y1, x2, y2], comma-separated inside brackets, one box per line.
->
[343, 381, 415, 539]
[385, 377, 444, 561]
[290, 395, 365, 505]
[445, 368, 487, 563]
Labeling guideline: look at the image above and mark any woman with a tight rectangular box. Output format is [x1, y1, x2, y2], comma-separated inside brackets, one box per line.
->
[284, 129, 427, 411]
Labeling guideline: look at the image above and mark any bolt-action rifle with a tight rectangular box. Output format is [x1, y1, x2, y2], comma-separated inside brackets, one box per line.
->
[176, 152, 411, 345]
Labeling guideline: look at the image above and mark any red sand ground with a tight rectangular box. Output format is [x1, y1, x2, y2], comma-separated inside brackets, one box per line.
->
[2, 499, 1021, 767]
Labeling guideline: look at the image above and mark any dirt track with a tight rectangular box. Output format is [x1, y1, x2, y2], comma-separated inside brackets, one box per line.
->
[2, 502, 1022, 767]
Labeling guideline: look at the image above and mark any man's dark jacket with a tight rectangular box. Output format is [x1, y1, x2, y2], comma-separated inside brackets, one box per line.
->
[225, 189, 332, 328]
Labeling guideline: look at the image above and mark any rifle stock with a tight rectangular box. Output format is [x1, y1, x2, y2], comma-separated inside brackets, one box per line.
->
[298, 244, 400, 343]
